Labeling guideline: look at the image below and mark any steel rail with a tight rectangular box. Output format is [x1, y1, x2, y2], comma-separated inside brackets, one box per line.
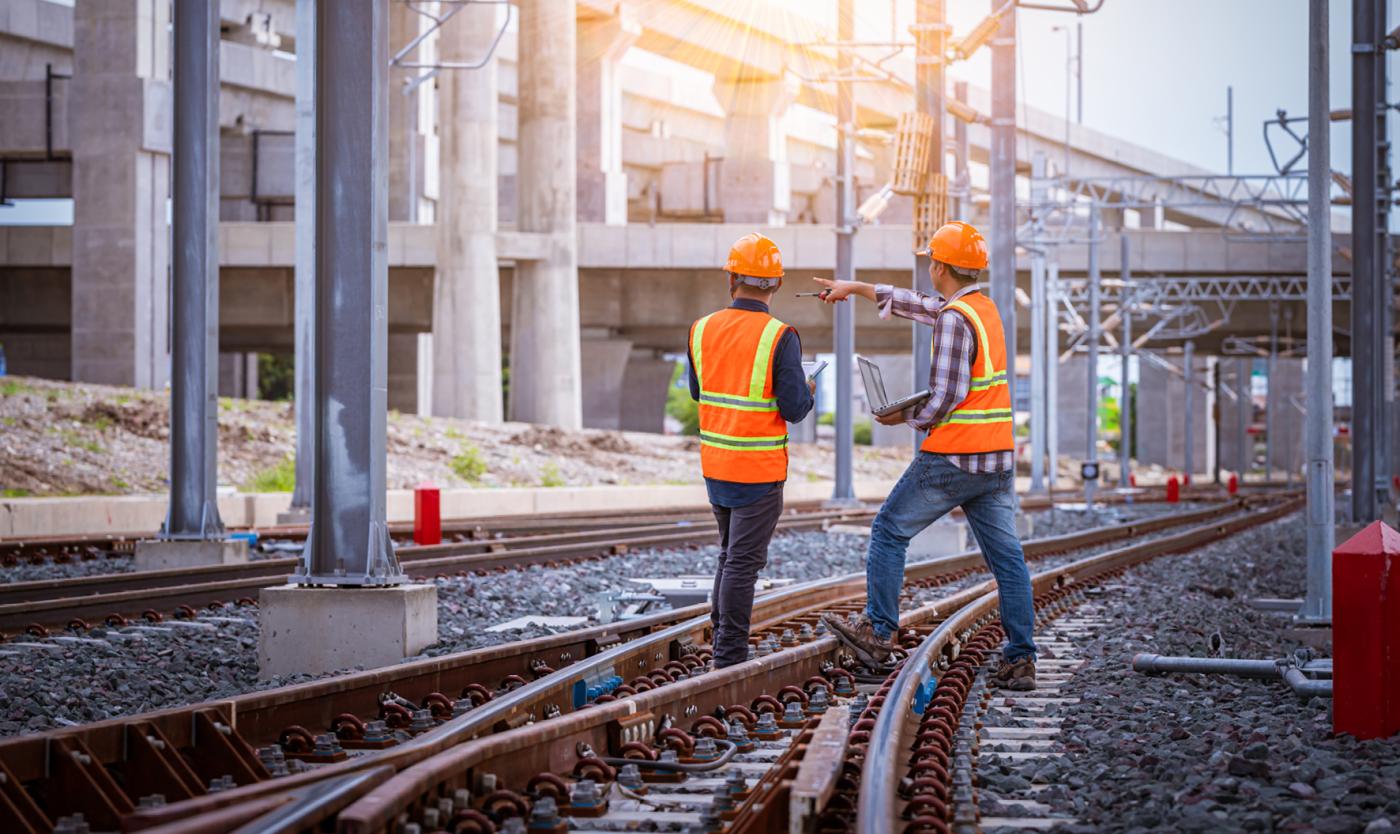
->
[0, 509, 879, 630]
[855, 495, 1303, 832]
[108, 500, 1266, 834]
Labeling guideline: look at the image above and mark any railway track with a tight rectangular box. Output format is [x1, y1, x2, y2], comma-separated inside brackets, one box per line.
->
[0, 496, 1275, 834]
[0, 507, 883, 634]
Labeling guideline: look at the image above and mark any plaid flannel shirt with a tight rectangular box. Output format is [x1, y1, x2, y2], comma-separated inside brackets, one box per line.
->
[873, 283, 1015, 474]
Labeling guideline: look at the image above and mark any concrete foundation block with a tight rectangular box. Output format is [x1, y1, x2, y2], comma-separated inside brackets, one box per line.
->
[257, 584, 438, 680]
[276, 507, 311, 526]
[907, 519, 969, 559]
[133, 539, 249, 572]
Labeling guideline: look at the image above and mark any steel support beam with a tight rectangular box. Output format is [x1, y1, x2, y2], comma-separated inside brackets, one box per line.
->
[1236, 357, 1251, 476]
[1047, 258, 1060, 491]
[1266, 305, 1278, 480]
[1183, 340, 1195, 478]
[911, 0, 945, 453]
[990, 2, 1017, 474]
[298, 0, 403, 585]
[1120, 234, 1132, 488]
[1029, 152, 1048, 494]
[1377, 0, 1394, 508]
[831, 0, 856, 505]
[1352, 0, 1381, 522]
[1302, 0, 1334, 622]
[164, 0, 224, 540]
[1084, 205, 1100, 503]
[290, 0, 315, 514]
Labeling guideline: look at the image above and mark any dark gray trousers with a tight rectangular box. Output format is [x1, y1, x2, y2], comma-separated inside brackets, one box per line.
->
[709, 484, 785, 668]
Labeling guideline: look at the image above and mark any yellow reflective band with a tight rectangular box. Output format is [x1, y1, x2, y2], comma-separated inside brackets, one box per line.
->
[699, 391, 779, 412]
[699, 430, 789, 451]
[934, 409, 1014, 427]
[968, 371, 1009, 392]
[690, 313, 715, 389]
[748, 318, 786, 400]
[944, 299, 996, 379]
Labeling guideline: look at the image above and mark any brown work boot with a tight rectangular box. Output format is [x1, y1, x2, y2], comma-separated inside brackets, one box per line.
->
[990, 655, 1037, 691]
[821, 613, 894, 668]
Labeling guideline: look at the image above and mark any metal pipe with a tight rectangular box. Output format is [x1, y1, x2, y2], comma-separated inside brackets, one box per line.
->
[164, 0, 224, 541]
[1377, 0, 1393, 509]
[912, 0, 945, 454]
[1352, 0, 1379, 523]
[289, 0, 316, 514]
[1237, 357, 1251, 477]
[299, 0, 403, 585]
[1132, 653, 1333, 700]
[832, 0, 856, 505]
[1120, 234, 1132, 488]
[1183, 340, 1195, 479]
[1085, 204, 1100, 503]
[990, 0, 1018, 491]
[1030, 152, 1048, 493]
[1302, 0, 1335, 622]
[954, 81, 970, 219]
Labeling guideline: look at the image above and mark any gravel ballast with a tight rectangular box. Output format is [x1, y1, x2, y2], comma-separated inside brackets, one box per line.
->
[0, 501, 1218, 737]
[978, 513, 1400, 834]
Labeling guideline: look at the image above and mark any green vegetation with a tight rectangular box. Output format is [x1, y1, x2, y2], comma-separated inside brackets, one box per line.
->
[60, 429, 102, 454]
[109, 478, 130, 492]
[244, 455, 297, 492]
[1, 380, 33, 397]
[854, 418, 872, 446]
[115, 394, 131, 406]
[664, 361, 699, 436]
[1, 417, 14, 427]
[257, 353, 295, 401]
[539, 461, 565, 488]
[1, 488, 31, 498]
[818, 412, 834, 426]
[450, 444, 488, 484]
[90, 415, 113, 432]
[445, 427, 463, 440]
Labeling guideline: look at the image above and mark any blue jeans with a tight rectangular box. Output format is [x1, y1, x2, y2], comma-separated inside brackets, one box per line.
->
[864, 452, 1037, 662]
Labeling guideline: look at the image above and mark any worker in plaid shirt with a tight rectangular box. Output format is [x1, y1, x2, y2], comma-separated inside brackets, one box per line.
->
[810, 220, 1038, 692]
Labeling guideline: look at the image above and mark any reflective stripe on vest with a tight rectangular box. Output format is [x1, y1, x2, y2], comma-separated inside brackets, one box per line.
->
[922, 293, 1015, 454]
[690, 309, 793, 482]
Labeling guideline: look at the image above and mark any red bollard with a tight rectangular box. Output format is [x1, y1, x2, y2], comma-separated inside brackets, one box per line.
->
[1227, 473, 1238, 495]
[1334, 522, 1400, 739]
[1129, 473, 1137, 488]
[1165, 476, 1179, 503]
[414, 484, 441, 546]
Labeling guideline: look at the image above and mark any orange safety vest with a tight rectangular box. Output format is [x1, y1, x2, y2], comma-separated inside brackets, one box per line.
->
[689, 308, 792, 483]
[921, 291, 1015, 454]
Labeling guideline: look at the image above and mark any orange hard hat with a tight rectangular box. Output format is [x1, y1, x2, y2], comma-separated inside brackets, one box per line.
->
[920, 220, 988, 271]
[725, 233, 785, 280]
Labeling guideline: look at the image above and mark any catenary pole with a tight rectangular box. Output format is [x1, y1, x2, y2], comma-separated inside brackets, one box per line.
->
[1301, 0, 1334, 622]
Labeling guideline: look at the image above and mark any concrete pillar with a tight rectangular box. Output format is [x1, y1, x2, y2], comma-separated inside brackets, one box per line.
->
[1055, 355, 1090, 460]
[712, 76, 795, 226]
[1218, 358, 1253, 475]
[70, 0, 172, 387]
[388, 0, 422, 222]
[580, 338, 633, 430]
[388, 332, 419, 414]
[218, 352, 260, 399]
[868, 354, 915, 448]
[576, 11, 639, 224]
[510, 0, 582, 429]
[433, 2, 504, 422]
[1269, 358, 1305, 477]
[619, 354, 673, 434]
[1135, 356, 1210, 475]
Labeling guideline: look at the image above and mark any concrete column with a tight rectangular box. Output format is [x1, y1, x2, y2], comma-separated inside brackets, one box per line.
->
[576, 11, 639, 224]
[433, 2, 504, 422]
[387, 0, 422, 222]
[1135, 356, 1209, 475]
[619, 354, 673, 434]
[1269, 358, 1305, 477]
[580, 338, 633, 430]
[70, 0, 172, 387]
[1218, 358, 1252, 475]
[388, 332, 419, 414]
[1055, 354, 1089, 459]
[510, 0, 582, 429]
[712, 76, 795, 226]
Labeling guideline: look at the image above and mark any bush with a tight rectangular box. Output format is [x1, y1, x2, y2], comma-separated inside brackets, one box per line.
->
[854, 418, 872, 446]
[244, 455, 297, 492]
[539, 461, 565, 488]
[450, 445, 488, 484]
[665, 361, 700, 436]
[818, 412, 835, 426]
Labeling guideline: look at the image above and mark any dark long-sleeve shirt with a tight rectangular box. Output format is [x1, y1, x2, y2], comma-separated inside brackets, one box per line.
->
[688, 298, 815, 507]
[873, 283, 1014, 474]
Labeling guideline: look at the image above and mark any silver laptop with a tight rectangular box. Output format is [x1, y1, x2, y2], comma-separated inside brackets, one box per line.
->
[857, 355, 931, 417]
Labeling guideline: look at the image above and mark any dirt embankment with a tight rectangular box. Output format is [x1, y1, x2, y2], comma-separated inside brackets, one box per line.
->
[0, 376, 910, 497]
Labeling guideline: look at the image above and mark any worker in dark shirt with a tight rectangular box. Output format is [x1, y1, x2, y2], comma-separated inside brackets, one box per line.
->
[687, 233, 815, 668]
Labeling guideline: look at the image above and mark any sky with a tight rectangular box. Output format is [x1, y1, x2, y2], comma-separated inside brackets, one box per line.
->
[819, 0, 1381, 177]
